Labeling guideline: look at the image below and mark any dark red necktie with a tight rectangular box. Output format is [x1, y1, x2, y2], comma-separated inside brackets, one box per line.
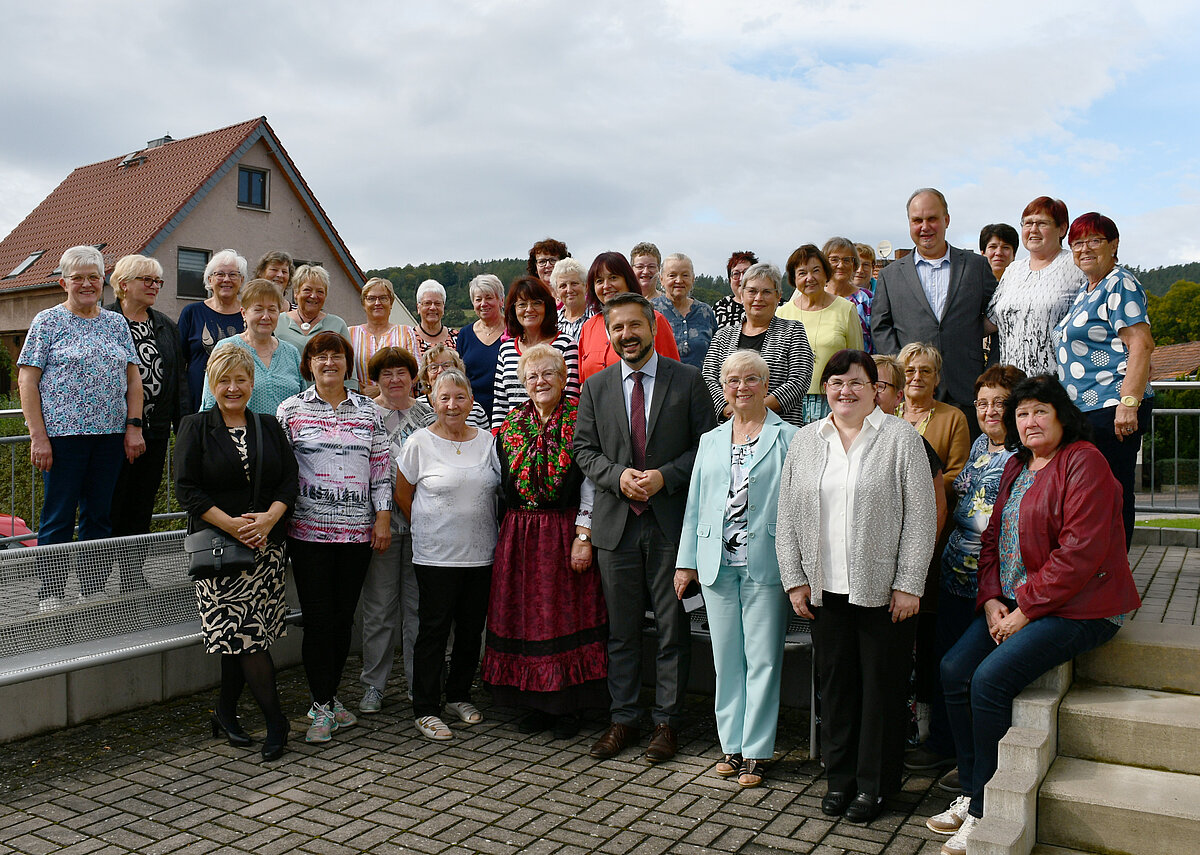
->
[630, 371, 647, 515]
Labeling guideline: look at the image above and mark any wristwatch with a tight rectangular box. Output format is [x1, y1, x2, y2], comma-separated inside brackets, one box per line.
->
[1119, 395, 1139, 408]
[125, 417, 144, 428]
[576, 533, 591, 543]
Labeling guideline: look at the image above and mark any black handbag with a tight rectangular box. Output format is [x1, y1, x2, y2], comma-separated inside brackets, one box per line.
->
[185, 412, 265, 580]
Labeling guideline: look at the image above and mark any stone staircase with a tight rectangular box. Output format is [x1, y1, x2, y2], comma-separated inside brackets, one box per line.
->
[1032, 621, 1200, 855]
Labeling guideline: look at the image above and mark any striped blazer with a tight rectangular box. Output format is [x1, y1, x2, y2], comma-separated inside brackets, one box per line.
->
[701, 316, 814, 427]
[490, 333, 580, 429]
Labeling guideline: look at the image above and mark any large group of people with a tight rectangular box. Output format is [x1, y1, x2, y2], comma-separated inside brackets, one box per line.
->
[17, 185, 1151, 855]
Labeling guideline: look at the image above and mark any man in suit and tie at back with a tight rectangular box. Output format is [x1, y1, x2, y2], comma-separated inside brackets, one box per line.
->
[574, 291, 716, 764]
[871, 188, 997, 425]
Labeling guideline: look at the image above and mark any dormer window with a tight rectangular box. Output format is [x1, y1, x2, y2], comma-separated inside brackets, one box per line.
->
[238, 167, 268, 210]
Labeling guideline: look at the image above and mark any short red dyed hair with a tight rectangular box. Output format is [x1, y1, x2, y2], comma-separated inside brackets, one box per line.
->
[1023, 196, 1070, 230]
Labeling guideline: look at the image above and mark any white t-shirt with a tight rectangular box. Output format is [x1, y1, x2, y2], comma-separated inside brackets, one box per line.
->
[398, 427, 501, 567]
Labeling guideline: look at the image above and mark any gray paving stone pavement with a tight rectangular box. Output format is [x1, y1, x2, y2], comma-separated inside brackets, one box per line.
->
[0, 657, 954, 855]
[0, 542, 1191, 855]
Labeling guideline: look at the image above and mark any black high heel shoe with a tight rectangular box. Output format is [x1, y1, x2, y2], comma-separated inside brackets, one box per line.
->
[262, 716, 289, 761]
[211, 711, 252, 747]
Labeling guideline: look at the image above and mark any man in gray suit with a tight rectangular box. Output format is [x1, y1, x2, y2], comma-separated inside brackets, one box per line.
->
[871, 188, 998, 417]
[574, 292, 716, 764]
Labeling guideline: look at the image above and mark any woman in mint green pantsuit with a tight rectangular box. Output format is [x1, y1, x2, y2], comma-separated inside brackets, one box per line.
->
[675, 349, 798, 789]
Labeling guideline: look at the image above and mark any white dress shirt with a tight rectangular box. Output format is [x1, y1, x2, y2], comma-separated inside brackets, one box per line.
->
[817, 406, 887, 594]
[915, 248, 951, 320]
[620, 352, 658, 429]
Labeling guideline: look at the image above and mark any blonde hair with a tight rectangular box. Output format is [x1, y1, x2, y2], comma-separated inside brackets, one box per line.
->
[517, 343, 566, 383]
[872, 353, 904, 389]
[897, 341, 943, 376]
[206, 345, 255, 392]
[240, 278, 287, 311]
[111, 254, 163, 299]
[294, 264, 330, 292]
[360, 277, 396, 306]
[418, 343, 465, 391]
[719, 349, 770, 387]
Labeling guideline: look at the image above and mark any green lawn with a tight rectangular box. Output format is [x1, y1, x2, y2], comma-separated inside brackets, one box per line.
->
[1135, 517, 1200, 529]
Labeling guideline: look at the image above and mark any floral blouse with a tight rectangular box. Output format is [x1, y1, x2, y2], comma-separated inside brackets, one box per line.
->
[997, 467, 1037, 599]
[942, 434, 1016, 598]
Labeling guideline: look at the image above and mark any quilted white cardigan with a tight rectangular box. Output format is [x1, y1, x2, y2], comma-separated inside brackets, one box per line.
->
[775, 413, 936, 607]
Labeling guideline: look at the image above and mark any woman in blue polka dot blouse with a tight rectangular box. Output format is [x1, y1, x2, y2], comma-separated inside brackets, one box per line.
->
[1054, 212, 1154, 549]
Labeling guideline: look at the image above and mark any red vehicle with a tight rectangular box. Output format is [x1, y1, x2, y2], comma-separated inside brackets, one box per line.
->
[0, 514, 36, 548]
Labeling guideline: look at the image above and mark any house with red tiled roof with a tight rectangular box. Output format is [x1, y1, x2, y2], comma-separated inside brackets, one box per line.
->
[0, 117, 413, 351]
[1149, 341, 1200, 382]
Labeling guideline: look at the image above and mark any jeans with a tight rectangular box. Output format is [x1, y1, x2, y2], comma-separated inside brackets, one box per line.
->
[289, 539, 373, 705]
[411, 563, 491, 719]
[941, 610, 1119, 816]
[37, 433, 125, 601]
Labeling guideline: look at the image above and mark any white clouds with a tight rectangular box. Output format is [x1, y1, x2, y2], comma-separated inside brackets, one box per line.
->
[1, 0, 1198, 278]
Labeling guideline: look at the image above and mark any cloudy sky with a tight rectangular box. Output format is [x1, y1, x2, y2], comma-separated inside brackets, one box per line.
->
[2, 0, 1198, 278]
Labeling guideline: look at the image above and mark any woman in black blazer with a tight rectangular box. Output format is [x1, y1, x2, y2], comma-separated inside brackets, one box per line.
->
[175, 346, 298, 761]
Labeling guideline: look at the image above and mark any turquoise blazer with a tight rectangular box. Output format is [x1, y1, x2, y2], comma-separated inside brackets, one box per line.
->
[676, 409, 798, 586]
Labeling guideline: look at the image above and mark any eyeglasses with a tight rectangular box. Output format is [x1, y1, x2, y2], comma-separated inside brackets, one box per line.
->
[827, 255, 857, 267]
[131, 276, 164, 287]
[1021, 219, 1056, 230]
[742, 286, 777, 300]
[364, 295, 391, 304]
[1070, 237, 1110, 251]
[826, 379, 869, 392]
[874, 380, 897, 391]
[524, 370, 561, 384]
[974, 398, 1008, 412]
[723, 375, 763, 388]
[418, 300, 444, 309]
[632, 263, 658, 273]
[427, 361, 455, 373]
[904, 366, 936, 377]
[311, 353, 346, 363]
[514, 301, 544, 312]
[67, 273, 103, 285]
[535, 257, 558, 268]
[211, 271, 242, 280]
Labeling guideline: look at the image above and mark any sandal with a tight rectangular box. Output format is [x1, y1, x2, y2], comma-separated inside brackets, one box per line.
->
[738, 758, 766, 788]
[714, 753, 743, 777]
[445, 701, 483, 725]
[416, 715, 453, 741]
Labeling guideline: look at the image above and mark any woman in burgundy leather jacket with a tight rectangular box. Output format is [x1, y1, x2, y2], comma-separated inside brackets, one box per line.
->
[932, 375, 1141, 855]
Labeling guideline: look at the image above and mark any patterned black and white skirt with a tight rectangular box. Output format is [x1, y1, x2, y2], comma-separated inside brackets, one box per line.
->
[195, 542, 287, 654]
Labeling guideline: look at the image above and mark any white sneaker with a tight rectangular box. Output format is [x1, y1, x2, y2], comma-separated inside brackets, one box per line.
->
[927, 795, 971, 834]
[940, 814, 979, 855]
[445, 701, 483, 725]
[38, 597, 64, 613]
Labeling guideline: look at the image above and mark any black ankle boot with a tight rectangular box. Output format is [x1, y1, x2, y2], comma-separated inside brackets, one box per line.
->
[262, 716, 289, 761]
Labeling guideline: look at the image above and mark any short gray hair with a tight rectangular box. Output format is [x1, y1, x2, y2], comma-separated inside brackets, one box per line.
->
[431, 367, 472, 399]
[416, 279, 446, 303]
[203, 249, 248, 286]
[468, 274, 504, 302]
[59, 245, 105, 279]
[906, 187, 949, 216]
[822, 237, 860, 270]
[549, 257, 587, 288]
[719, 349, 769, 386]
[741, 262, 782, 293]
[662, 252, 694, 274]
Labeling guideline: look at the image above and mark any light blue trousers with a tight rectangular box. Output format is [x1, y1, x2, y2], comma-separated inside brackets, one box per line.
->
[703, 563, 789, 759]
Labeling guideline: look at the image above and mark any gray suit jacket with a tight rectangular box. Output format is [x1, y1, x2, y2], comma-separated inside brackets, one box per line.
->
[573, 356, 716, 550]
[871, 245, 997, 407]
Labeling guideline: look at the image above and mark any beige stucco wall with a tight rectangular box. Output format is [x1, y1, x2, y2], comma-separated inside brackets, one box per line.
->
[148, 138, 365, 323]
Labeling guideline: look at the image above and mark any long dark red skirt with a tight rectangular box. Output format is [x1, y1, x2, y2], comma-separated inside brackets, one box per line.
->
[481, 508, 608, 714]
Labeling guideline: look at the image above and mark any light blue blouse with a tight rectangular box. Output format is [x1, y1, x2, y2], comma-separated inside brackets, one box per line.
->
[200, 335, 304, 416]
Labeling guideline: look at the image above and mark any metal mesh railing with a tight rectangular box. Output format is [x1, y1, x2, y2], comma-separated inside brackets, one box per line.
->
[0, 531, 196, 665]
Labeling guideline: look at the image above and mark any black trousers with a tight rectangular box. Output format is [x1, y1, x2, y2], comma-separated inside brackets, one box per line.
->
[289, 539, 372, 705]
[97, 432, 171, 593]
[1085, 399, 1152, 550]
[411, 563, 491, 719]
[812, 592, 917, 797]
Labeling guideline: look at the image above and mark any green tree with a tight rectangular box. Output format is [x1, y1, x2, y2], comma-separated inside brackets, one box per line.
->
[1147, 280, 1200, 346]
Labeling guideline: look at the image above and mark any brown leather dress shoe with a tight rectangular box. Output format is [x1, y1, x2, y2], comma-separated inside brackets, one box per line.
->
[590, 722, 637, 759]
[645, 723, 677, 764]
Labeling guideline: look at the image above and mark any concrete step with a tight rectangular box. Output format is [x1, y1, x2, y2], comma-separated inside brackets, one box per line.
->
[1059, 684, 1200, 775]
[1031, 845, 1097, 855]
[1039, 757, 1200, 855]
[1075, 621, 1200, 693]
